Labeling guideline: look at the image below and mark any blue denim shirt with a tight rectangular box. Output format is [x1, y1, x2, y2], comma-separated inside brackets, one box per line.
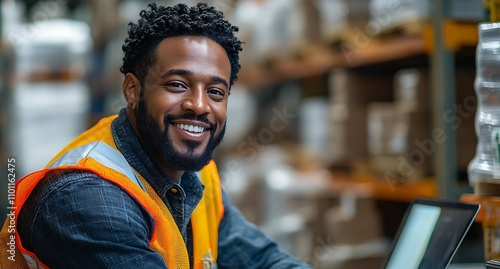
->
[17, 109, 311, 269]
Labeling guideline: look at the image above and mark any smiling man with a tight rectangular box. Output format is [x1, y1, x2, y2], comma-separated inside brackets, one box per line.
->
[129, 36, 229, 180]
[0, 2, 311, 269]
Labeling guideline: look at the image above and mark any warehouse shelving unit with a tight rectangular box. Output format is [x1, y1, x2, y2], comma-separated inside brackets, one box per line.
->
[238, 35, 426, 90]
[234, 0, 483, 203]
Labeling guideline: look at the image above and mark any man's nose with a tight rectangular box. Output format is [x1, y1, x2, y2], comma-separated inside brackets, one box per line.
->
[181, 86, 211, 115]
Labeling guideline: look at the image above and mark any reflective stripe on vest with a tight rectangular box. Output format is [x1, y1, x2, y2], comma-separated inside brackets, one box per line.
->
[48, 141, 146, 191]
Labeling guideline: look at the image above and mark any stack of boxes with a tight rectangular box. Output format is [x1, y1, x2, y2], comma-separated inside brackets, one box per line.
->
[365, 67, 477, 181]
[328, 67, 434, 181]
[328, 69, 393, 169]
[367, 68, 431, 181]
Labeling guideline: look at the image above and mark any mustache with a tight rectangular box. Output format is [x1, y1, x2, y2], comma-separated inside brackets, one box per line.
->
[164, 114, 216, 129]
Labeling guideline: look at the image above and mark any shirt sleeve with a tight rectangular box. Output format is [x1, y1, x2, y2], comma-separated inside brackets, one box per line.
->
[18, 170, 168, 269]
[216, 188, 312, 269]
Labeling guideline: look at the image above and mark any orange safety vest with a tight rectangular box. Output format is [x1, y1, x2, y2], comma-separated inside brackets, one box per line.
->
[0, 115, 224, 269]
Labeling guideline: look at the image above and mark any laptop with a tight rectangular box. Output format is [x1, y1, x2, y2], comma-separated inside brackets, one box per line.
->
[380, 198, 481, 269]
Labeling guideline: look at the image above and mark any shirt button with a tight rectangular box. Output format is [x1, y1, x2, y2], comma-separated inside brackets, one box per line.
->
[170, 188, 178, 194]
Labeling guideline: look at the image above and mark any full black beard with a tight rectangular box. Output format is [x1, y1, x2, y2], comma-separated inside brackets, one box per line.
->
[135, 100, 226, 172]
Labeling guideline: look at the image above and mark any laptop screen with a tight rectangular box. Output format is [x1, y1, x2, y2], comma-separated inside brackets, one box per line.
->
[382, 198, 480, 269]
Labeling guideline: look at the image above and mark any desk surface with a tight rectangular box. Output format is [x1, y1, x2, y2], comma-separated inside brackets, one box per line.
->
[448, 263, 485, 269]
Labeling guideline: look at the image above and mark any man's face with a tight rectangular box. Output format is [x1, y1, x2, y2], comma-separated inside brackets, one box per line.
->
[134, 36, 231, 172]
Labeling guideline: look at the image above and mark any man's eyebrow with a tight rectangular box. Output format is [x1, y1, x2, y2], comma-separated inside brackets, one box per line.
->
[160, 69, 193, 78]
[161, 69, 229, 88]
[211, 76, 229, 88]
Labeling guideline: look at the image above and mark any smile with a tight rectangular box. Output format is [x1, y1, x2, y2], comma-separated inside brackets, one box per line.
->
[175, 123, 205, 133]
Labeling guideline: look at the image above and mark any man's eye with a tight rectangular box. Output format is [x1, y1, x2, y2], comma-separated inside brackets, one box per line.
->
[167, 82, 186, 89]
[208, 90, 224, 95]
[208, 89, 224, 96]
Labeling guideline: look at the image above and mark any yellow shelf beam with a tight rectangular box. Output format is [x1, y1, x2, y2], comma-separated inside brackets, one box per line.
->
[329, 172, 437, 203]
[487, 0, 500, 22]
[423, 20, 479, 53]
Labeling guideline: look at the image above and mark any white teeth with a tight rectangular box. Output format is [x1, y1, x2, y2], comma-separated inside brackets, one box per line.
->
[175, 124, 205, 133]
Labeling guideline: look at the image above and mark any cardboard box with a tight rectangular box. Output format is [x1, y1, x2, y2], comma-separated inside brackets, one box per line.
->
[346, 0, 372, 30]
[329, 104, 368, 166]
[366, 102, 432, 180]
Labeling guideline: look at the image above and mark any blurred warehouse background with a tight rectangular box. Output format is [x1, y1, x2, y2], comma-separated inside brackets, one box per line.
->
[0, 0, 488, 268]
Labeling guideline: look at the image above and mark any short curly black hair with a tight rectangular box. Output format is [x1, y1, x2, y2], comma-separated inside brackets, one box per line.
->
[120, 2, 243, 87]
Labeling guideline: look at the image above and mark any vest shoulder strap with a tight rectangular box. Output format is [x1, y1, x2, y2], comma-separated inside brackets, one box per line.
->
[50, 141, 146, 191]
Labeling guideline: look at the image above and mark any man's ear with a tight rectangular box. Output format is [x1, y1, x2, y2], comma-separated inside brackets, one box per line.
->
[123, 73, 141, 106]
